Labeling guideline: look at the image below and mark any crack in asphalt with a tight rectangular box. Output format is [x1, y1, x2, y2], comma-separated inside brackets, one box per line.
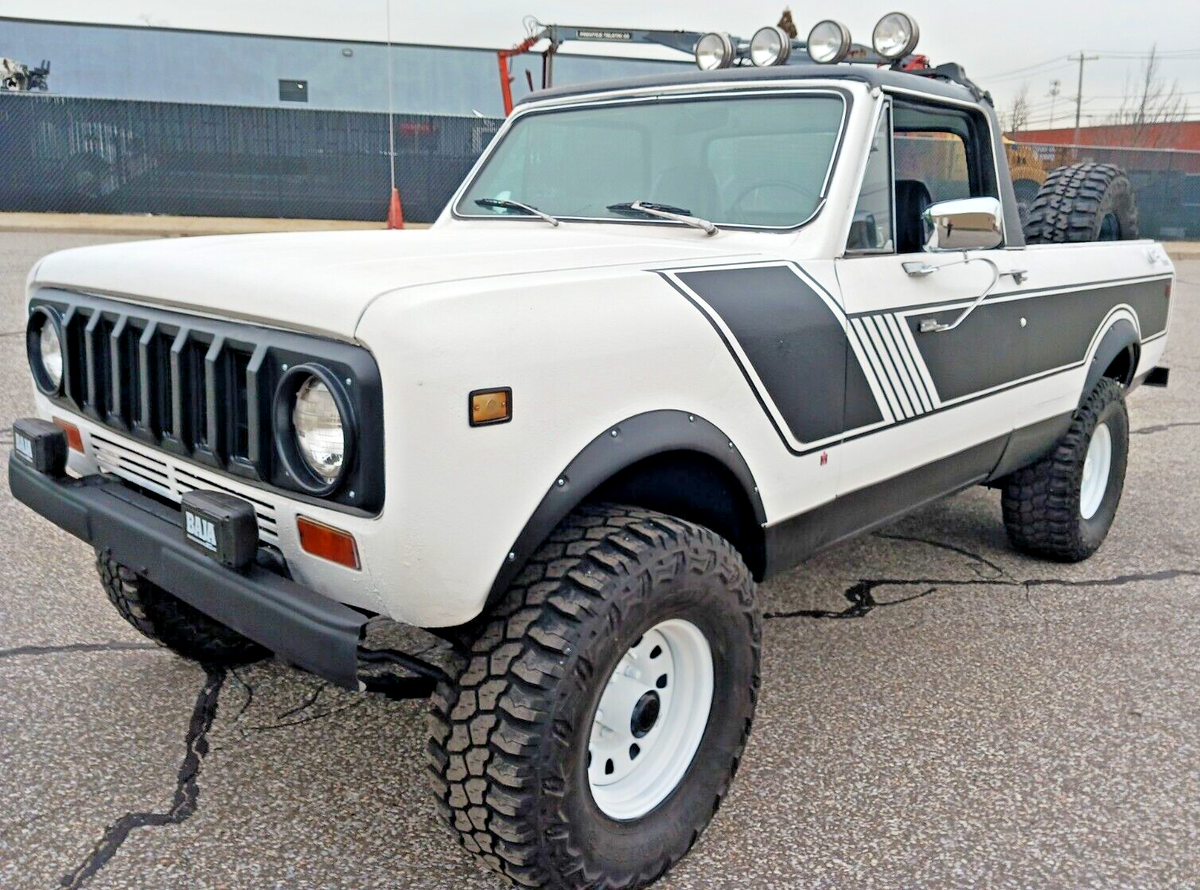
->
[275, 684, 323, 720]
[1132, 420, 1200, 436]
[0, 329, 24, 338]
[241, 698, 367, 736]
[0, 641, 158, 659]
[765, 535, 1200, 621]
[227, 667, 255, 724]
[58, 668, 225, 890]
[764, 569, 1200, 621]
[875, 531, 1015, 581]
[211, 674, 368, 752]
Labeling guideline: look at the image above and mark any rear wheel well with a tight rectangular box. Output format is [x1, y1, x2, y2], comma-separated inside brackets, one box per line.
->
[1103, 343, 1138, 386]
[586, 450, 766, 580]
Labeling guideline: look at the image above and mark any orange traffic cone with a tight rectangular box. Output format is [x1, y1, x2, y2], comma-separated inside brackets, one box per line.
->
[387, 186, 405, 229]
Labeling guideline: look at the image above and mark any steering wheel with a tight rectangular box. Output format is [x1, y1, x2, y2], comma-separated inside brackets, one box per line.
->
[729, 180, 819, 219]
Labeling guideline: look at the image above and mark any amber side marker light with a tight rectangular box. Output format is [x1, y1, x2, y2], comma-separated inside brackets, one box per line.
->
[470, 387, 512, 426]
[52, 417, 84, 452]
[297, 516, 361, 570]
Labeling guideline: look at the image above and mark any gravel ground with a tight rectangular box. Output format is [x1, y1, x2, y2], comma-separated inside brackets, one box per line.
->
[1, 232, 1197, 890]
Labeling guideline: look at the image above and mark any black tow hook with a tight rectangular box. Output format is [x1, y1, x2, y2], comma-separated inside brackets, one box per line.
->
[357, 646, 450, 701]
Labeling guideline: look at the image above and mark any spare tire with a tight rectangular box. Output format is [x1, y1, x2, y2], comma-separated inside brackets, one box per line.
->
[1023, 162, 1138, 243]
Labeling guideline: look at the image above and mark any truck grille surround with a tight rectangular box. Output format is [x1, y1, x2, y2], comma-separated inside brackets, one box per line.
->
[28, 289, 384, 515]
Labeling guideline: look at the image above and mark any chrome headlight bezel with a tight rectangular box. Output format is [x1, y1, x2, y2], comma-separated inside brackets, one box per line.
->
[26, 305, 65, 395]
[272, 363, 357, 496]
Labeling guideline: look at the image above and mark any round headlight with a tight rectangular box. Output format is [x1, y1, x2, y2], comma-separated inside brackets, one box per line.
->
[27, 307, 64, 395]
[872, 12, 920, 60]
[292, 375, 345, 483]
[749, 26, 791, 67]
[806, 20, 853, 64]
[695, 32, 735, 71]
[39, 320, 64, 390]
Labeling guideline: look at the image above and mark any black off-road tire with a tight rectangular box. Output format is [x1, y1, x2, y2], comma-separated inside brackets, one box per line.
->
[1001, 378, 1129, 562]
[98, 554, 270, 665]
[1023, 162, 1138, 243]
[427, 504, 761, 890]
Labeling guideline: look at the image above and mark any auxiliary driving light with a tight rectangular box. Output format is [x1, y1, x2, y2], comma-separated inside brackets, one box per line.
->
[806, 20, 853, 64]
[749, 25, 791, 67]
[872, 12, 920, 60]
[694, 32, 735, 70]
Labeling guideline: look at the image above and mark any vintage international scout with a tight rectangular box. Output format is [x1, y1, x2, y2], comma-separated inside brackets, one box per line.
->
[10, 13, 1174, 889]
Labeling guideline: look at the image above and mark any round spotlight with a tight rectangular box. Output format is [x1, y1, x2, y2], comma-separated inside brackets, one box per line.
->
[749, 25, 791, 67]
[806, 20, 852, 64]
[695, 32, 735, 71]
[26, 306, 64, 395]
[872, 12, 920, 60]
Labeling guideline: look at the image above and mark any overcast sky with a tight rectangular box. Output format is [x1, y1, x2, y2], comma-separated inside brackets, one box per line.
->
[7, 0, 1200, 127]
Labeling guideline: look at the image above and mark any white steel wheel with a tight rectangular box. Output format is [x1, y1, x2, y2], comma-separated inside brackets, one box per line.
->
[587, 618, 714, 820]
[1080, 421, 1113, 520]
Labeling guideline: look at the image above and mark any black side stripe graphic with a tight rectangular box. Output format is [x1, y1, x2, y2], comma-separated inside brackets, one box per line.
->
[672, 264, 882, 447]
[658, 262, 1169, 457]
[906, 277, 1170, 402]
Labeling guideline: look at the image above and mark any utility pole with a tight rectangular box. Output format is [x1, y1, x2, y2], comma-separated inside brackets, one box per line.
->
[1047, 78, 1061, 129]
[1070, 52, 1099, 144]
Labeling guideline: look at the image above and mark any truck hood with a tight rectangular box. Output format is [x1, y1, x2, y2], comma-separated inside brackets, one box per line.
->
[32, 228, 755, 340]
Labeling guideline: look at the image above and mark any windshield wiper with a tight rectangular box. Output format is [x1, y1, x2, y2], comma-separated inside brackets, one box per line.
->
[606, 200, 718, 236]
[474, 197, 559, 227]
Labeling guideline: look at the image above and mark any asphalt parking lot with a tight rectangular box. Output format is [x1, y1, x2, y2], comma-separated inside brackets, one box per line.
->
[1, 231, 1197, 890]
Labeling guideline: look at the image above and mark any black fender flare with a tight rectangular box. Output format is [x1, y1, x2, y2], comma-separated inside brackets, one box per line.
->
[1083, 318, 1140, 402]
[485, 409, 766, 608]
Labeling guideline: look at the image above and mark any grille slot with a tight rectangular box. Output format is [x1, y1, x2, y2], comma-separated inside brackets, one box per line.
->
[229, 347, 253, 461]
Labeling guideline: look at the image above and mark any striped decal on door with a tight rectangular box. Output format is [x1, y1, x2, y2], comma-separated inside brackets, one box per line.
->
[847, 313, 941, 421]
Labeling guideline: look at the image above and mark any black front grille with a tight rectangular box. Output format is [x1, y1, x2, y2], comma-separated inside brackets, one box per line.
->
[32, 290, 385, 514]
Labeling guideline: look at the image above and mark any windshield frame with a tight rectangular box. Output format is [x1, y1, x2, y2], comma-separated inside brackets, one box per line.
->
[450, 86, 852, 233]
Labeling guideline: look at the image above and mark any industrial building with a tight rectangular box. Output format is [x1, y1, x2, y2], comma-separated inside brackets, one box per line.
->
[0, 15, 688, 221]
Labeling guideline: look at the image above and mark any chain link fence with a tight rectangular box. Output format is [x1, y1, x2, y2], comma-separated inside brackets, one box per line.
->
[1008, 141, 1200, 239]
[0, 92, 502, 222]
[3, 92, 1198, 238]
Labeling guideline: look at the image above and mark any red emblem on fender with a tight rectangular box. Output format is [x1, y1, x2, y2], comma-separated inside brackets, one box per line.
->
[820, 451, 828, 466]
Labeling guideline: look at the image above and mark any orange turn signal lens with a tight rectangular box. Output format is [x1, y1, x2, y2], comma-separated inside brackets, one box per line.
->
[470, 387, 512, 426]
[52, 417, 84, 452]
[297, 516, 360, 570]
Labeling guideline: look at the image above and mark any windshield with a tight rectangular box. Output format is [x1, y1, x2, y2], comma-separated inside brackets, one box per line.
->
[457, 93, 847, 229]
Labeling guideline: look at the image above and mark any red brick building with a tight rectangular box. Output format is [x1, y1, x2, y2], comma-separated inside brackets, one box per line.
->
[1013, 121, 1200, 151]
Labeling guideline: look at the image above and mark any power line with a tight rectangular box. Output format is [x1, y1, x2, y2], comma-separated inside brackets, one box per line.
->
[979, 56, 1069, 80]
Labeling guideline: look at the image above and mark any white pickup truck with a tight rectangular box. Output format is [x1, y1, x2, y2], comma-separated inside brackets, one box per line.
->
[11, 14, 1174, 890]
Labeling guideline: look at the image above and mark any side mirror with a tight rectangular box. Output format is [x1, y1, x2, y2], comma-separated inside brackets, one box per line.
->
[923, 197, 1004, 252]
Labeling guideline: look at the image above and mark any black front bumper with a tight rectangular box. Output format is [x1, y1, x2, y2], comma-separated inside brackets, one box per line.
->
[9, 453, 369, 689]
